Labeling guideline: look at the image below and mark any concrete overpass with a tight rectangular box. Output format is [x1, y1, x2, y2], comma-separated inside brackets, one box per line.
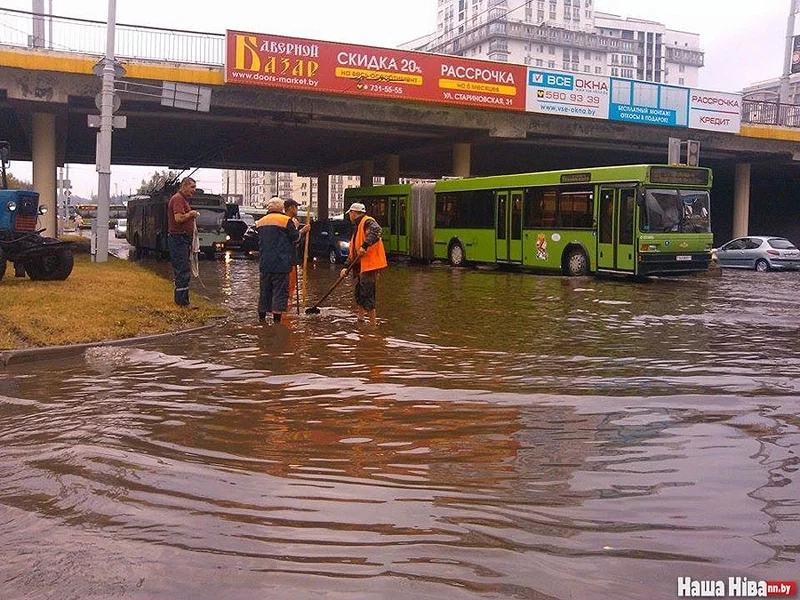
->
[1, 7, 799, 243]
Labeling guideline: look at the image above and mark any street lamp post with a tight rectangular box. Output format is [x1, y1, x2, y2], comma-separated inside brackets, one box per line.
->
[780, 0, 800, 104]
[93, 0, 116, 262]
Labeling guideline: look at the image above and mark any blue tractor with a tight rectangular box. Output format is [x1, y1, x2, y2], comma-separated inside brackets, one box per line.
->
[0, 141, 74, 281]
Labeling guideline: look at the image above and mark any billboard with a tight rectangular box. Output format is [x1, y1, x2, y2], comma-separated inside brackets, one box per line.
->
[688, 90, 741, 133]
[525, 69, 609, 119]
[225, 30, 527, 112]
[609, 79, 689, 127]
[792, 35, 800, 74]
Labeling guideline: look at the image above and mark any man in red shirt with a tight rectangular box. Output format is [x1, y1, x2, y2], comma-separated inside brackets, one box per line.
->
[168, 177, 199, 308]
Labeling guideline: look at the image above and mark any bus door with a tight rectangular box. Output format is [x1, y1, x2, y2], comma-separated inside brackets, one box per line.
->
[387, 195, 408, 255]
[496, 190, 523, 262]
[597, 186, 636, 272]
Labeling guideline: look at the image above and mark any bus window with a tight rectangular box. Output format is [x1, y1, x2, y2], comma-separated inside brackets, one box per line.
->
[599, 190, 613, 244]
[511, 195, 522, 240]
[679, 190, 711, 233]
[642, 189, 680, 232]
[496, 195, 507, 239]
[619, 189, 635, 245]
[436, 193, 458, 227]
[523, 188, 557, 228]
[558, 188, 593, 228]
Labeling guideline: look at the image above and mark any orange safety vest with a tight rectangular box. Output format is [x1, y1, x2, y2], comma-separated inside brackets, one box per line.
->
[350, 215, 388, 273]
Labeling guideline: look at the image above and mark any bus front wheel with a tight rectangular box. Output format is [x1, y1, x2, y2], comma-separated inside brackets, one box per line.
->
[448, 241, 466, 267]
[564, 247, 589, 276]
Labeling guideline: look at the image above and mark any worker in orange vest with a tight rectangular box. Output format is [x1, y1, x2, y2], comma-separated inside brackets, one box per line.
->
[340, 202, 387, 325]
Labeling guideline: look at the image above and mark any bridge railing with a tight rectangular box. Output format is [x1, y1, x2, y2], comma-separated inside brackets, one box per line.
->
[0, 7, 224, 66]
[741, 99, 800, 128]
[4, 8, 800, 129]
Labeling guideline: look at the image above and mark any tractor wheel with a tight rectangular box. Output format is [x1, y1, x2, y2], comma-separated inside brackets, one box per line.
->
[24, 248, 75, 281]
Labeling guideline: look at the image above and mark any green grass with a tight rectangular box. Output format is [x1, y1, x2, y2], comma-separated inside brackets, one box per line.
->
[0, 254, 226, 350]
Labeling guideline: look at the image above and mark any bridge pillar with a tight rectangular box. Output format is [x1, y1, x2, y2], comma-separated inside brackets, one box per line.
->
[732, 162, 751, 238]
[386, 154, 400, 185]
[360, 160, 374, 187]
[32, 112, 57, 237]
[317, 173, 329, 221]
[453, 143, 471, 178]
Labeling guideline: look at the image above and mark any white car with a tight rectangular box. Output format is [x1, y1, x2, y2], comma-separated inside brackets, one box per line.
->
[114, 218, 127, 238]
[715, 236, 800, 272]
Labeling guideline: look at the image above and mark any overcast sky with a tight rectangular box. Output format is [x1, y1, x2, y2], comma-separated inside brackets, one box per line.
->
[1, 0, 791, 196]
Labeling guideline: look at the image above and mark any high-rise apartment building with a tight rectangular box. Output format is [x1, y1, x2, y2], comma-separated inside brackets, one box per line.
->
[221, 170, 361, 216]
[402, 0, 703, 87]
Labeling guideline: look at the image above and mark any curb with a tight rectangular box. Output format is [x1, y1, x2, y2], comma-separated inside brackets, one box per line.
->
[0, 318, 226, 367]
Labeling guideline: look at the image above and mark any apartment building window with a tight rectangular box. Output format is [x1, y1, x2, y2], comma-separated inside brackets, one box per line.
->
[611, 53, 619, 64]
[611, 67, 619, 76]
[621, 68, 634, 78]
[548, 60, 556, 68]
[679, 64, 685, 73]
[525, 0, 533, 21]
[538, 44, 545, 53]
[573, 6, 580, 19]
[585, 50, 592, 59]
[548, 45, 555, 55]
[679, 77, 685, 85]
[538, 0, 544, 8]
[538, 9, 544, 21]
[549, 0, 556, 19]
[572, 49, 579, 62]
[595, 66, 603, 74]
[572, 63, 579, 71]
[536, 58, 543, 66]
[563, 48, 571, 60]
[621, 55, 634, 66]
[584, 65, 591, 72]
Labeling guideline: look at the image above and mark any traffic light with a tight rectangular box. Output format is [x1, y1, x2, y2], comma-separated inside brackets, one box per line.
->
[687, 140, 700, 166]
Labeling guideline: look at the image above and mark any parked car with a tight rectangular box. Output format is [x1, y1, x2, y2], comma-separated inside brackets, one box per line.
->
[714, 236, 800, 271]
[241, 218, 353, 264]
[308, 218, 352, 264]
[223, 213, 255, 250]
[114, 218, 127, 238]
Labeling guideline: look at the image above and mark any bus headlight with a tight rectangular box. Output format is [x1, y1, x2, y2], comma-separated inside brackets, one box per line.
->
[38, 205, 48, 215]
[7, 201, 16, 211]
[337, 241, 350, 250]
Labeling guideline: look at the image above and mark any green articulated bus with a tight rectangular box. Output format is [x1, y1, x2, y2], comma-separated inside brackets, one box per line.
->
[344, 164, 714, 277]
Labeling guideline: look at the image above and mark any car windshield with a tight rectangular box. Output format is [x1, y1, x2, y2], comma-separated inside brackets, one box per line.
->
[241, 213, 255, 226]
[331, 222, 352, 238]
[768, 238, 796, 250]
[640, 189, 710, 233]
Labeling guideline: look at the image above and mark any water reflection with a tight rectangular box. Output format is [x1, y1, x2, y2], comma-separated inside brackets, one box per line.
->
[1, 255, 799, 599]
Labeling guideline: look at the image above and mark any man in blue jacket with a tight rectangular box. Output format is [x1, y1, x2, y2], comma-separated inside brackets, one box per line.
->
[256, 197, 309, 323]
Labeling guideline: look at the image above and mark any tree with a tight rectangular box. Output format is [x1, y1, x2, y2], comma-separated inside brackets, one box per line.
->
[5, 172, 33, 190]
[136, 169, 180, 195]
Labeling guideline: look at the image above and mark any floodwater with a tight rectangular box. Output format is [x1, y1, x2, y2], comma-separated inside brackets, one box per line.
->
[1, 252, 799, 600]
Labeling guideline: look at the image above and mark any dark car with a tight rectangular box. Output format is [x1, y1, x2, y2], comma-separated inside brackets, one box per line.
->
[242, 218, 352, 263]
[307, 218, 352, 264]
[223, 213, 255, 250]
[714, 236, 800, 271]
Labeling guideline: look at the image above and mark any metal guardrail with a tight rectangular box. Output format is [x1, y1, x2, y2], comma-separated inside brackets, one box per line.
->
[3, 8, 800, 129]
[741, 99, 800, 128]
[0, 7, 224, 66]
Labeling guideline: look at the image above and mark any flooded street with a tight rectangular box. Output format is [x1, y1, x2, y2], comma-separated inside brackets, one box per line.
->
[1, 253, 799, 599]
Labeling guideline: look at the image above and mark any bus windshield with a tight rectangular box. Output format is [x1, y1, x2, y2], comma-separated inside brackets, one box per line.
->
[640, 189, 710, 233]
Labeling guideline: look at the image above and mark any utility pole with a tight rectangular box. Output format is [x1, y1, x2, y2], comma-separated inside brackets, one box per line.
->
[93, 0, 116, 262]
[31, 0, 44, 47]
[780, 0, 800, 104]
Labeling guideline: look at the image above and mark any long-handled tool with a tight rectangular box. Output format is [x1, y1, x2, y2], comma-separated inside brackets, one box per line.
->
[305, 255, 360, 315]
[300, 206, 311, 312]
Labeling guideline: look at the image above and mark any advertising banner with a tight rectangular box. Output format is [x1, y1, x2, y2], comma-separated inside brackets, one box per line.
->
[688, 89, 741, 133]
[609, 79, 689, 127]
[525, 69, 610, 119]
[225, 30, 527, 112]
